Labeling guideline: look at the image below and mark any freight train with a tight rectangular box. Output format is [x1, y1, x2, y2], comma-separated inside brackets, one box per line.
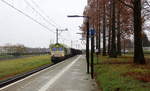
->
[50, 43, 82, 63]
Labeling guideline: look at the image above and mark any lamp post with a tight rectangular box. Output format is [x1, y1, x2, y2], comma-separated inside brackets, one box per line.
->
[67, 15, 90, 74]
[90, 28, 95, 79]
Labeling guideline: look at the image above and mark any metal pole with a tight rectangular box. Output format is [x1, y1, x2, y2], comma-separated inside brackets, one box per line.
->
[71, 40, 73, 48]
[56, 29, 58, 44]
[86, 17, 90, 74]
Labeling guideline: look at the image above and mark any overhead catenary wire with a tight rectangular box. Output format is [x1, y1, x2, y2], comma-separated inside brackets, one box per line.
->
[30, 0, 61, 28]
[23, 0, 67, 39]
[24, 0, 72, 41]
[24, 0, 58, 29]
[0, 0, 55, 33]
[1, 0, 82, 47]
[24, 0, 70, 41]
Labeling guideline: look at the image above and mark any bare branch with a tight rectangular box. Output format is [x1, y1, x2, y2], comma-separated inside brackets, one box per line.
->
[118, 0, 133, 9]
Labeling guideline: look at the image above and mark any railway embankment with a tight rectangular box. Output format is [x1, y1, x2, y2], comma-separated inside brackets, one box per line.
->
[0, 55, 52, 87]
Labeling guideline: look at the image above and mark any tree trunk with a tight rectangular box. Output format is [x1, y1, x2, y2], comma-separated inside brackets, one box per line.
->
[96, 24, 99, 50]
[133, 0, 145, 64]
[108, 28, 111, 55]
[108, 1, 112, 56]
[124, 39, 126, 54]
[98, 1, 101, 54]
[98, 26, 101, 54]
[103, 3, 106, 56]
[110, 0, 117, 58]
[96, 0, 99, 52]
[117, 2, 121, 56]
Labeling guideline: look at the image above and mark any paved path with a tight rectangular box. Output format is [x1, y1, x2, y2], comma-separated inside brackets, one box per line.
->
[0, 55, 99, 91]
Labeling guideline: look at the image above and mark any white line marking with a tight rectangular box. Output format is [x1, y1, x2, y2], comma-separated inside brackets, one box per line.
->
[38, 55, 81, 91]
[0, 55, 80, 90]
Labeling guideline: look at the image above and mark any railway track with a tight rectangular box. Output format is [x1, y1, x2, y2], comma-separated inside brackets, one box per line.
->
[0, 63, 54, 88]
[0, 55, 77, 88]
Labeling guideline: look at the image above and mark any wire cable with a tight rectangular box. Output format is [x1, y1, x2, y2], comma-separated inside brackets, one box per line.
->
[24, 0, 58, 28]
[30, 0, 61, 28]
[0, 0, 55, 33]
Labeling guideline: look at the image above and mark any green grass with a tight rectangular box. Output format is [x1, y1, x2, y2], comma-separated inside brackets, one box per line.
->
[94, 55, 150, 91]
[144, 50, 150, 54]
[0, 55, 14, 59]
[0, 55, 51, 81]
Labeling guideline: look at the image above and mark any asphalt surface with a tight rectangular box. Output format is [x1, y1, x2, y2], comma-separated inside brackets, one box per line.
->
[0, 55, 99, 91]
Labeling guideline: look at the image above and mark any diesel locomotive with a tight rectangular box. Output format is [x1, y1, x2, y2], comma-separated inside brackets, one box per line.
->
[50, 43, 82, 63]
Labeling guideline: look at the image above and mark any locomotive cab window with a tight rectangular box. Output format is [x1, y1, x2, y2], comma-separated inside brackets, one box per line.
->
[52, 48, 57, 51]
[58, 48, 63, 51]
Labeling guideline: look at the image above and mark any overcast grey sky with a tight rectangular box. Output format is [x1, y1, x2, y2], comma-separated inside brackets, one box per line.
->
[0, 0, 87, 48]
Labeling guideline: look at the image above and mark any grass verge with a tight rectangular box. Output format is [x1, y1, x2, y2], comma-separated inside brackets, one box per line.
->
[94, 55, 150, 91]
[0, 55, 51, 81]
